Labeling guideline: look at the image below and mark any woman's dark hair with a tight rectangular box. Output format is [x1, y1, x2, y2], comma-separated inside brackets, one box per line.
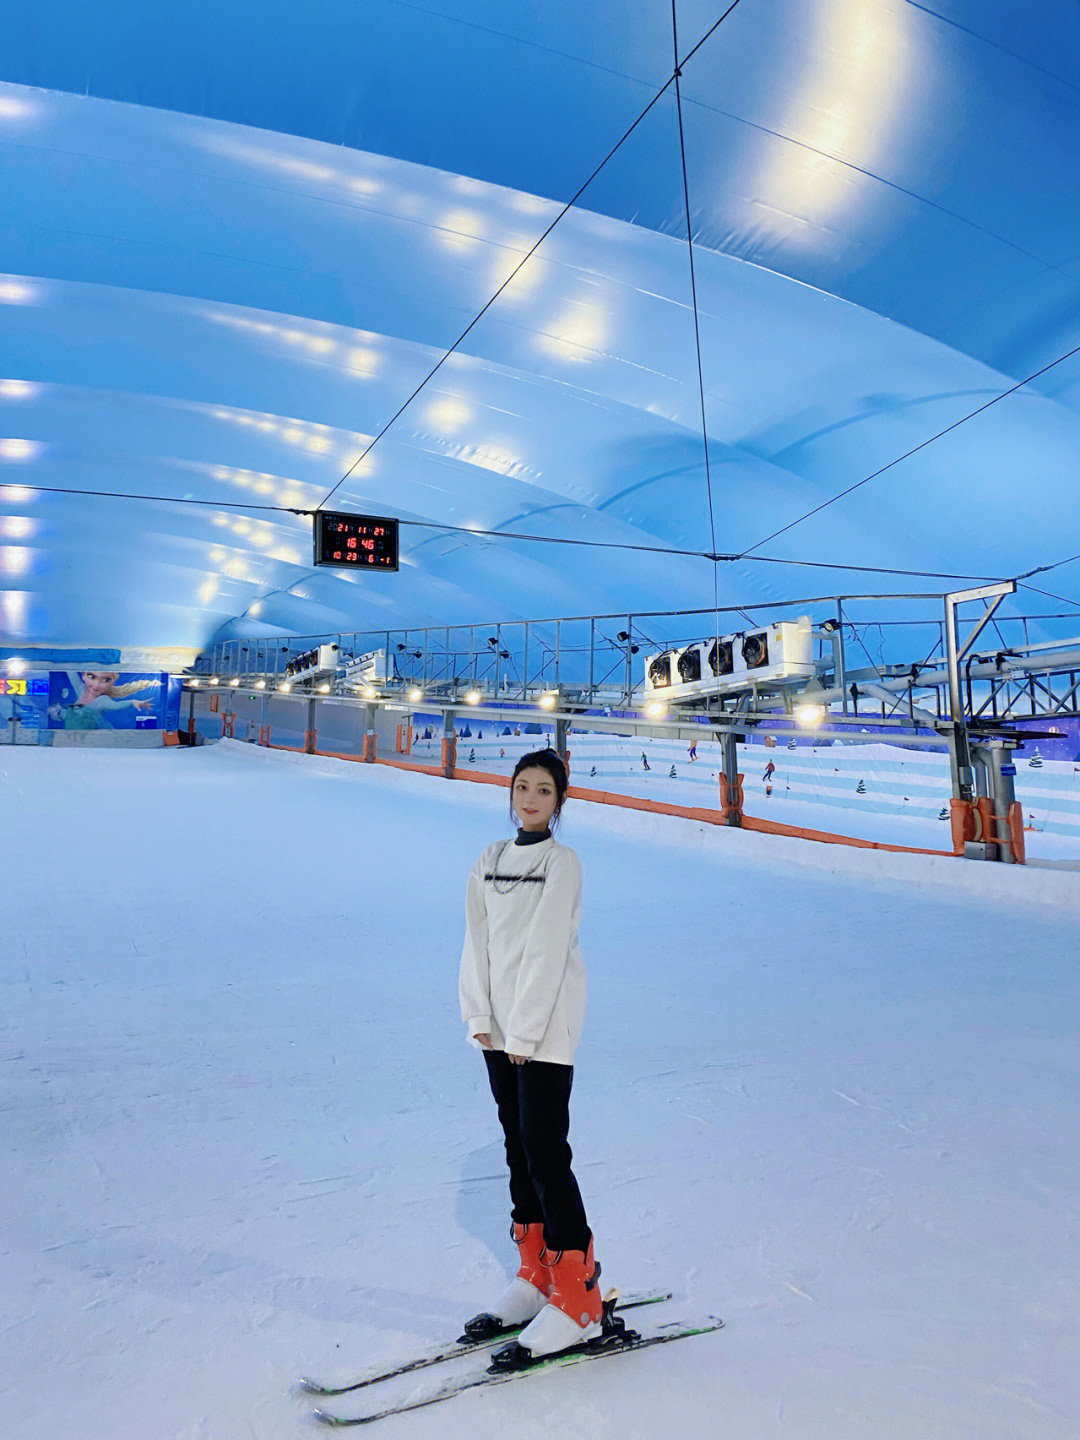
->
[509, 748, 569, 831]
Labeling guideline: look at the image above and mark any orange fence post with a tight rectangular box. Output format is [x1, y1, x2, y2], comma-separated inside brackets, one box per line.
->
[949, 798, 975, 856]
[718, 772, 744, 824]
[441, 734, 457, 778]
[1008, 802, 1026, 864]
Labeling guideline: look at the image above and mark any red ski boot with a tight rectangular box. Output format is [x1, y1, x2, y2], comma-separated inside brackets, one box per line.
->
[511, 1232, 603, 1358]
[459, 1221, 552, 1343]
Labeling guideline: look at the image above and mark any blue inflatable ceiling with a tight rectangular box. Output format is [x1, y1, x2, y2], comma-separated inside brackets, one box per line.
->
[2, 1, 1078, 650]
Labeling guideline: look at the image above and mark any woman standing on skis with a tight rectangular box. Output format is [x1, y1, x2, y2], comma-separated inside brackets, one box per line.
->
[458, 747, 603, 1363]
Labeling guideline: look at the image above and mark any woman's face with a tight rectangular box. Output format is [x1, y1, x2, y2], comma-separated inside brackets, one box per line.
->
[512, 767, 558, 831]
[80, 672, 115, 697]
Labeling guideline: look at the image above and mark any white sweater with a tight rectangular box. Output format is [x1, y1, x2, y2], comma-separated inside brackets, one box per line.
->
[458, 836, 586, 1066]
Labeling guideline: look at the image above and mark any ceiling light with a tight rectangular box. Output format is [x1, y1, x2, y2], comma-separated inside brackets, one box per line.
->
[795, 703, 825, 727]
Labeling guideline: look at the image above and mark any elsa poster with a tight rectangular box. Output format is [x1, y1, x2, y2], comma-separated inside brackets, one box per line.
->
[48, 670, 166, 730]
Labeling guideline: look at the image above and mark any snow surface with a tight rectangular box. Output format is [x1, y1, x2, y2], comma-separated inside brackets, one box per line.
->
[2, 740, 1078, 1439]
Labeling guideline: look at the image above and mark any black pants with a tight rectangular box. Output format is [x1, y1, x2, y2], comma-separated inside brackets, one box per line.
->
[483, 1049, 591, 1255]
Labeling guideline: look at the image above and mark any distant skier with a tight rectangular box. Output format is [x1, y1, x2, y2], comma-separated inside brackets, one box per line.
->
[459, 748, 602, 1366]
[641, 751, 650, 771]
[763, 759, 776, 783]
[688, 741, 698, 761]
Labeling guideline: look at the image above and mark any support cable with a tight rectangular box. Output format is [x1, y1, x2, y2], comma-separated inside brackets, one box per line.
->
[1016, 550, 1080, 581]
[671, 0, 721, 646]
[315, 1, 747, 513]
[0, 478, 1016, 581]
[1018, 581, 1080, 612]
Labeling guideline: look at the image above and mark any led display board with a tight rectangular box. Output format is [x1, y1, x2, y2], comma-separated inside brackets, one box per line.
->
[313, 512, 399, 570]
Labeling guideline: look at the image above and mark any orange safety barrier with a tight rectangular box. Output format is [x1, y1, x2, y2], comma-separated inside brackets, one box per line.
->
[163, 731, 181, 746]
[1008, 802, 1027, 864]
[718, 772, 745, 824]
[374, 756, 445, 776]
[362, 732, 377, 762]
[452, 767, 511, 788]
[187, 716, 197, 737]
[949, 798, 976, 856]
[224, 714, 234, 738]
[209, 693, 219, 713]
[395, 724, 402, 754]
[250, 748, 970, 860]
[304, 729, 316, 754]
[975, 797, 995, 847]
[738, 813, 952, 855]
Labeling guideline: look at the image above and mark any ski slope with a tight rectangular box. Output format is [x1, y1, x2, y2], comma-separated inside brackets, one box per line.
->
[2, 741, 1078, 1439]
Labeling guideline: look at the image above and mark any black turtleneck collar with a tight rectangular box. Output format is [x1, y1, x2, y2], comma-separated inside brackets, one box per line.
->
[514, 826, 552, 845]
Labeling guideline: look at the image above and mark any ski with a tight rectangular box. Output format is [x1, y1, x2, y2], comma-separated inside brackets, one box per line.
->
[299, 1289, 673, 1396]
[311, 1306, 723, 1428]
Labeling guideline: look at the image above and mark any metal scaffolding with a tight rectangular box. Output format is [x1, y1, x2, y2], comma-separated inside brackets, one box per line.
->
[191, 587, 1076, 862]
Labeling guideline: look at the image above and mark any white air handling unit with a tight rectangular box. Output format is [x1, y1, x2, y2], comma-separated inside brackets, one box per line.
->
[643, 617, 815, 702]
[343, 648, 393, 684]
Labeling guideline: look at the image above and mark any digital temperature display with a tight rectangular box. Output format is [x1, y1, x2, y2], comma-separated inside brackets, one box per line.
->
[313, 512, 399, 571]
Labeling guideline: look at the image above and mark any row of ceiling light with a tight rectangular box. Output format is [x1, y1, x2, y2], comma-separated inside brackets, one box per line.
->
[185, 677, 567, 710]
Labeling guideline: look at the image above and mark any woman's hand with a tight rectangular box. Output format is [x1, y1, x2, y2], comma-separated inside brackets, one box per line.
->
[475, 1033, 528, 1065]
